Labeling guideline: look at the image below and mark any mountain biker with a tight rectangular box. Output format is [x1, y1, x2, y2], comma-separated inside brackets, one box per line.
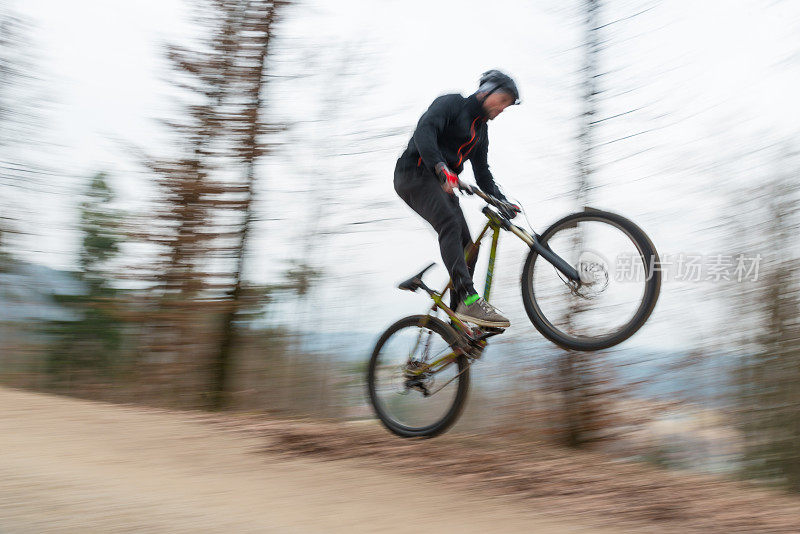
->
[394, 69, 521, 328]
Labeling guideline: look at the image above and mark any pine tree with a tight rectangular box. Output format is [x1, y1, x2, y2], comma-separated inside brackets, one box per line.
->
[45, 172, 124, 386]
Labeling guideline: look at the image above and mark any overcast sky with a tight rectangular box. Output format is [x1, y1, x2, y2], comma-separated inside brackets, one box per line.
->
[8, 0, 800, 350]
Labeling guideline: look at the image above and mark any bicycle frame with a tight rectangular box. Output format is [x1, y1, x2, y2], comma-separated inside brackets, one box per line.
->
[405, 216, 510, 378]
[406, 199, 583, 379]
[432, 205, 581, 317]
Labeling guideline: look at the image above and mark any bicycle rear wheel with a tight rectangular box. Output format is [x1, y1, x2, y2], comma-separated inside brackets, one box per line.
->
[367, 315, 470, 438]
[521, 209, 660, 351]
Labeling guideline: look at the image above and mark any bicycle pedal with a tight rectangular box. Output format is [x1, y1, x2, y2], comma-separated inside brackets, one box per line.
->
[483, 326, 506, 333]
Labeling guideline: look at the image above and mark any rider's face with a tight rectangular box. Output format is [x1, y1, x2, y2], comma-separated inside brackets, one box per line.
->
[481, 92, 516, 120]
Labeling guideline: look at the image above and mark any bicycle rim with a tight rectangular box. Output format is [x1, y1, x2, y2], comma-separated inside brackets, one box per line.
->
[522, 212, 658, 350]
[368, 316, 469, 437]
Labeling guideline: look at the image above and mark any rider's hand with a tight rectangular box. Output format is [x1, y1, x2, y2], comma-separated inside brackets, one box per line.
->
[435, 162, 459, 195]
[498, 201, 521, 220]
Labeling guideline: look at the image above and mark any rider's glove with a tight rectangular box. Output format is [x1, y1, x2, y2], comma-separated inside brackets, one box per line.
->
[435, 162, 459, 192]
[498, 201, 521, 220]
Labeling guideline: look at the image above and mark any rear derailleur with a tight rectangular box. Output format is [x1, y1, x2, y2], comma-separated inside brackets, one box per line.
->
[403, 360, 433, 396]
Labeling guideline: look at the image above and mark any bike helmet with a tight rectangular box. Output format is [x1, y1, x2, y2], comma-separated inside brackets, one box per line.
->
[478, 69, 520, 105]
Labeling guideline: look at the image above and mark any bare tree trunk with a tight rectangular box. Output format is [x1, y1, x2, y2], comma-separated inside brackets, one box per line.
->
[558, 0, 603, 448]
[211, 0, 285, 409]
[134, 1, 250, 406]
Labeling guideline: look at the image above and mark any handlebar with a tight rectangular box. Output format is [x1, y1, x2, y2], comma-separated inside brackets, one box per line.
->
[456, 180, 519, 216]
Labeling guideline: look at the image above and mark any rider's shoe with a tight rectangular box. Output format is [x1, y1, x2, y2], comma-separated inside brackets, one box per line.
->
[455, 297, 510, 328]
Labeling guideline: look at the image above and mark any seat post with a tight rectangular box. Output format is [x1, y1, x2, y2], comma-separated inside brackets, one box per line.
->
[438, 221, 492, 297]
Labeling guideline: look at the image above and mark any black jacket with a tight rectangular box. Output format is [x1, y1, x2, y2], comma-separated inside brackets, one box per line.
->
[396, 93, 506, 200]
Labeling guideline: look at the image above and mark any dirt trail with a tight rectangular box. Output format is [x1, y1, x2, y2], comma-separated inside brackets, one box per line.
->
[0, 387, 614, 533]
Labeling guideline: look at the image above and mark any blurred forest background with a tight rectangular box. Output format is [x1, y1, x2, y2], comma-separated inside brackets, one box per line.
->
[2, 0, 800, 492]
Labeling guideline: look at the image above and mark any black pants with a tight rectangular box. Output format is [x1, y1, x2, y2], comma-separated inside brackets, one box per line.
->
[394, 167, 478, 310]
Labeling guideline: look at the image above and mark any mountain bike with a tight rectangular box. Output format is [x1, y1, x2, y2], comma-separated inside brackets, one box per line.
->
[367, 182, 661, 438]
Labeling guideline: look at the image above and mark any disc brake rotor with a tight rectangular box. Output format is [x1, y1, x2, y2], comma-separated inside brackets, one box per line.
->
[571, 250, 610, 299]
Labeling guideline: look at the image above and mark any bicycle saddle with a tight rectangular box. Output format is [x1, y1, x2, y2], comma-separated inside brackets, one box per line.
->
[398, 262, 436, 292]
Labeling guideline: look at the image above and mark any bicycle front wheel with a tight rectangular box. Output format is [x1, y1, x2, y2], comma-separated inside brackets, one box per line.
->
[367, 315, 470, 438]
[521, 209, 661, 351]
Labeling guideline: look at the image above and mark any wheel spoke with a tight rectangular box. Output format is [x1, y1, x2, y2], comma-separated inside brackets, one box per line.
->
[368, 317, 468, 437]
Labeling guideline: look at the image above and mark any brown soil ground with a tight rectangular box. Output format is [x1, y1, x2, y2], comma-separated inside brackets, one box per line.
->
[3, 386, 800, 532]
[0, 387, 612, 533]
